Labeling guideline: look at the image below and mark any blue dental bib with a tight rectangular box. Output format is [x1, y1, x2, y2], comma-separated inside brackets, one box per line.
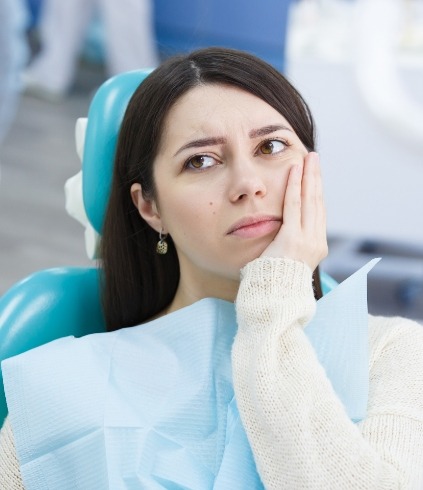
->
[2, 259, 379, 489]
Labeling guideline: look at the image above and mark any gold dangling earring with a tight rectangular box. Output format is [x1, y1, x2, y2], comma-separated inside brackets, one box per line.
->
[156, 229, 168, 255]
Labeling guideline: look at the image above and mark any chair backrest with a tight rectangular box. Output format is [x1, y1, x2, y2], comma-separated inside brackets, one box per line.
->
[0, 69, 338, 426]
[0, 268, 105, 422]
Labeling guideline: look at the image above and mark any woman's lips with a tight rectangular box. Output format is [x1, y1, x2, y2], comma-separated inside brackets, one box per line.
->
[228, 217, 281, 238]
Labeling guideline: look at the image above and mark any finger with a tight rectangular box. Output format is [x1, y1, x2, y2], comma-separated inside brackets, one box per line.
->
[314, 157, 326, 227]
[312, 155, 326, 228]
[301, 152, 319, 228]
[302, 153, 327, 254]
[282, 162, 303, 229]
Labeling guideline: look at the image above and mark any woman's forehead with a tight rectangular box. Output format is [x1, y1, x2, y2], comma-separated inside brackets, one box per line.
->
[160, 84, 293, 145]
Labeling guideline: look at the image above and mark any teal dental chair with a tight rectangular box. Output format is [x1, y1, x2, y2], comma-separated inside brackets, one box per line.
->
[0, 70, 338, 426]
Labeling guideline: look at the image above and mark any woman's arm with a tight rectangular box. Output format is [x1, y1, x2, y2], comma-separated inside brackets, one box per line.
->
[232, 256, 423, 489]
[0, 416, 25, 489]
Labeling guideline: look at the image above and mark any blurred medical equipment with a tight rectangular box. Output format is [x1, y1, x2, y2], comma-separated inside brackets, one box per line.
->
[286, 0, 423, 319]
[24, 0, 294, 100]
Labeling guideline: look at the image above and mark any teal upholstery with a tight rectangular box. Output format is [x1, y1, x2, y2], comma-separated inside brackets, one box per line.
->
[321, 272, 338, 296]
[0, 268, 105, 423]
[0, 70, 338, 426]
[83, 69, 151, 233]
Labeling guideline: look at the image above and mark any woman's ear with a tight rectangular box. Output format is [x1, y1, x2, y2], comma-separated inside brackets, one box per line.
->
[130, 183, 163, 233]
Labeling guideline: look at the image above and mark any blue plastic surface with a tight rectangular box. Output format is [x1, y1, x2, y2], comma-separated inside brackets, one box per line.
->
[321, 271, 339, 295]
[0, 268, 105, 424]
[154, 0, 293, 71]
[82, 70, 151, 234]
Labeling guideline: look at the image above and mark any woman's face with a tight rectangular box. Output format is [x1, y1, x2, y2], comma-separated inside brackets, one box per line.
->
[132, 84, 308, 301]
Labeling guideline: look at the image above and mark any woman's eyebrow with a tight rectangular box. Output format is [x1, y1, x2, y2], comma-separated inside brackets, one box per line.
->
[173, 124, 291, 157]
[174, 136, 226, 156]
[249, 124, 292, 138]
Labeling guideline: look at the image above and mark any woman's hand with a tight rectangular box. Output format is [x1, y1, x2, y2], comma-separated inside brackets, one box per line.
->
[261, 152, 328, 271]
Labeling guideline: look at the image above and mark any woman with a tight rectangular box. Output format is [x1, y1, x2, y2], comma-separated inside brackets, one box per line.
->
[1, 47, 422, 489]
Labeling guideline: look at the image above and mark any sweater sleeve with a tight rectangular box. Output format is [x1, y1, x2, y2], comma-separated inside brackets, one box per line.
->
[232, 256, 423, 490]
[0, 416, 25, 489]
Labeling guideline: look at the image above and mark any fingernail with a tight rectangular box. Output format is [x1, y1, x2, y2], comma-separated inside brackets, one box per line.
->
[311, 152, 320, 163]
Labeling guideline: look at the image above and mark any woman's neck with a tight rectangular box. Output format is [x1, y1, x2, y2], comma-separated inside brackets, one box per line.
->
[166, 269, 240, 315]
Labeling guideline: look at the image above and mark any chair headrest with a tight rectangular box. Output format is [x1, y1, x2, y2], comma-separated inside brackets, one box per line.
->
[82, 70, 152, 234]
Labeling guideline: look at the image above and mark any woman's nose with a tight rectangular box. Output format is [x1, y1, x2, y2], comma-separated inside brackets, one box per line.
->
[228, 160, 267, 203]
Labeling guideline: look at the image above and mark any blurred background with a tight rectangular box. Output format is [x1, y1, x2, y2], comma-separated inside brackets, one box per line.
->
[0, 0, 422, 321]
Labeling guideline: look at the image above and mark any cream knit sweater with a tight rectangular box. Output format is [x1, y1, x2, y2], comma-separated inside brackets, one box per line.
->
[1, 257, 423, 489]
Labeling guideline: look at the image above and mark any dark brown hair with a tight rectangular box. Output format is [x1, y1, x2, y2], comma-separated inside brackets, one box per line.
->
[101, 47, 322, 331]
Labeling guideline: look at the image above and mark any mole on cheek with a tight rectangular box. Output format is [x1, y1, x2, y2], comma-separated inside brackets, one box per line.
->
[209, 202, 213, 206]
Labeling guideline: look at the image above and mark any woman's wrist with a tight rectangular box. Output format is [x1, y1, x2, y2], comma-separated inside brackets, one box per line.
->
[240, 256, 313, 296]
[236, 256, 316, 333]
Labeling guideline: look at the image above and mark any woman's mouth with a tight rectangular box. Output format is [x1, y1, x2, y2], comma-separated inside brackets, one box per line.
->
[227, 216, 281, 239]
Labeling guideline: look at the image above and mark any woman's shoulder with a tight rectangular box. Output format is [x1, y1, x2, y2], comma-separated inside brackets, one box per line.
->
[368, 314, 423, 349]
[368, 314, 423, 383]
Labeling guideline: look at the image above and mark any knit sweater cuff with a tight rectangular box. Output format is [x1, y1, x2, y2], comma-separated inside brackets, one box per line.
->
[236, 257, 316, 334]
[0, 417, 24, 489]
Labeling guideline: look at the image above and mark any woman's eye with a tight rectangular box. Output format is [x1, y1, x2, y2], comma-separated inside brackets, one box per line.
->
[185, 155, 216, 170]
[258, 139, 286, 155]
